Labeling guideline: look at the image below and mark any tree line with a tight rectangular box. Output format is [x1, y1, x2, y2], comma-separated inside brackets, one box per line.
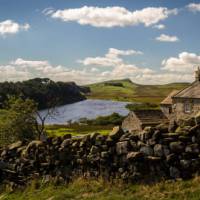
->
[0, 78, 88, 110]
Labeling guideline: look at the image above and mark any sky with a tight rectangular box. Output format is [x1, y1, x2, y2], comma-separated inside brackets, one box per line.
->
[0, 0, 200, 85]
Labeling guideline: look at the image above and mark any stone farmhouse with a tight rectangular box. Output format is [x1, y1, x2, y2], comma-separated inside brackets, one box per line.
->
[122, 68, 200, 132]
[161, 68, 200, 120]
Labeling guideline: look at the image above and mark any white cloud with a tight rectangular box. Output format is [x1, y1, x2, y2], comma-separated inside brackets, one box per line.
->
[48, 6, 178, 28]
[79, 48, 143, 67]
[1, 51, 199, 85]
[156, 34, 179, 42]
[153, 24, 165, 29]
[0, 20, 30, 36]
[187, 3, 200, 12]
[162, 52, 200, 72]
[42, 7, 55, 15]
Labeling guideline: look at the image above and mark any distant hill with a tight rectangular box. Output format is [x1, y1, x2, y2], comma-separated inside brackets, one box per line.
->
[85, 79, 190, 104]
[0, 78, 88, 109]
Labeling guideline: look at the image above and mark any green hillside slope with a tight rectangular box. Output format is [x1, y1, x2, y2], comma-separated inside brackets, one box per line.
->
[86, 79, 189, 103]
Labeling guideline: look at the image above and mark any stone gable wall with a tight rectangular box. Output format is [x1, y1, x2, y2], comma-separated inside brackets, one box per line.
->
[173, 98, 200, 120]
[122, 112, 142, 132]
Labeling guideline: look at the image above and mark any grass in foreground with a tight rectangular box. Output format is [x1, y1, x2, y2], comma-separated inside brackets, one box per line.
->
[2, 177, 200, 200]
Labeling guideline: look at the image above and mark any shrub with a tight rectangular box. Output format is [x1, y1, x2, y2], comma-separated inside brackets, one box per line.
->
[0, 97, 38, 145]
[81, 113, 125, 126]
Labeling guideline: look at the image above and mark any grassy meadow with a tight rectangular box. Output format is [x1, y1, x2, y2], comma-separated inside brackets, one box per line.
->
[45, 123, 113, 137]
[2, 177, 200, 200]
[86, 79, 189, 104]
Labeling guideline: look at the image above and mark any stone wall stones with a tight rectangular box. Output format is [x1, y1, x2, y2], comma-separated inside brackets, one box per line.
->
[1, 116, 200, 188]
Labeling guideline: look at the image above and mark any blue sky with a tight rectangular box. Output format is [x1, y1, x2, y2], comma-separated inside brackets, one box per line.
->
[0, 0, 200, 84]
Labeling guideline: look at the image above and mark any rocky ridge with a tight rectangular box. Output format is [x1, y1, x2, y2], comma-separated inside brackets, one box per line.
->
[1, 114, 200, 189]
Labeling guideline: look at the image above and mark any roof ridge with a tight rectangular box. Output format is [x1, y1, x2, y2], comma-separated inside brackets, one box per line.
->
[172, 81, 196, 98]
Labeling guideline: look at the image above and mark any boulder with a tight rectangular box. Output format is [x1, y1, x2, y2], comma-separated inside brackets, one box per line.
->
[116, 141, 128, 155]
[146, 156, 161, 162]
[61, 139, 71, 148]
[139, 127, 154, 141]
[127, 152, 144, 161]
[178, 117, 195, 127]
[109, 126, 124, 141]
[152, 130, 161, 141]
[166, 153, 178, 164]
[90, 132, 100, 141]
[0, 160, 8, 170]
[170, 166, 180, 179]
[169, 141, 184, 153]
[140, 145, 153, 156]
[175, 126, 191, 135]
[8, 141, 23, 151]
[195, 112, 200, 125]
[95, 135, 105, 146]
[180, 159, 191, 169]
[168, 119, 178, 132]
[119, 133, 131, 141]
[185, 144, 199, 154]
[101, 151, 109, 158]
[178, 135, 191, 143]
[156, 123, 168, 133]
[163, 146, 170, 157]
[90, 145, 100, 154]
[154, 144, 164, 157]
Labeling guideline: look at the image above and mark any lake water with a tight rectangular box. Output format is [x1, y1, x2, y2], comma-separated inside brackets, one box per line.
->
[39, 99, 131, 125]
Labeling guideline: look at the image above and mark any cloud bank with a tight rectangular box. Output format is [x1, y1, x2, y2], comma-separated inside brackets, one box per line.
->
[47, 6, 178, 28]
[162, 52, 200, 72]
[156, 34, 179, 42]
[0, 50, 199, 85]
[153, 24, 165, 30]
[79, 48, 143, 67]
[0, 20, 30, 36]
[187, 3, 200, 12]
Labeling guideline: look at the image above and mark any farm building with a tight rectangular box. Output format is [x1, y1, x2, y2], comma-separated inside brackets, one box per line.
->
[160, 90, 179, 118]
[122, 110, 168, 132]
[161, 67, 200, 120]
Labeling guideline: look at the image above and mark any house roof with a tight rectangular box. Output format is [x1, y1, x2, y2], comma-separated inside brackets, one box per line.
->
[160, 90, 179, 105]
[132, 110, 169, 126]
[173, 81, 200, 99]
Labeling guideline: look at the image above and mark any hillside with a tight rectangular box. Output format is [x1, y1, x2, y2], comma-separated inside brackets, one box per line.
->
[86, 79, 189, 103]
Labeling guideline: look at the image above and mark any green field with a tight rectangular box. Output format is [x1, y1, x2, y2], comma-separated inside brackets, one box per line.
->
[2, 177, 200, 200]
[45, 124, 113, 137]
[86, 79, 189, 104]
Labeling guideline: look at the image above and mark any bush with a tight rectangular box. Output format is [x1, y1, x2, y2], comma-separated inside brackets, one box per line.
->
[0, 97, 38, 145]
[81, 113, 125, 126]
[104, 82, 124, 87]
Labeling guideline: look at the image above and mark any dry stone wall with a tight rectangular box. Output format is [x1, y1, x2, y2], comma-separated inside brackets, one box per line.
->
[1, 115, 200, 188]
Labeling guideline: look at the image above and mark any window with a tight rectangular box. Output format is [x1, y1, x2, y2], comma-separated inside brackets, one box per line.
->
[184, 102, 192, 113]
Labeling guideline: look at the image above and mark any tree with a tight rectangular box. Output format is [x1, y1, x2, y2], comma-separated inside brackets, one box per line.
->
[0, 97, 38, 145]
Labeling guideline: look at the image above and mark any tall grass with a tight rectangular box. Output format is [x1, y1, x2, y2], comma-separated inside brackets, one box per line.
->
[2, 177, 200, 200]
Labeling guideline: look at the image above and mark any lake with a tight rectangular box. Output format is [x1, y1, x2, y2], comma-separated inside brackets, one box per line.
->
[39, 99, 131, 125]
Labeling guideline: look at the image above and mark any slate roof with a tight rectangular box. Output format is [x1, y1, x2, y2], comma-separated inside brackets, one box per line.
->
[132, 110, 169, 126]
[160, 90, 179, 105]
[173, 81, 200, 99]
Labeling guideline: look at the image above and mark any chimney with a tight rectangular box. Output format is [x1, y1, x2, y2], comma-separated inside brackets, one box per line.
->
[195, 67, 200, 82]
